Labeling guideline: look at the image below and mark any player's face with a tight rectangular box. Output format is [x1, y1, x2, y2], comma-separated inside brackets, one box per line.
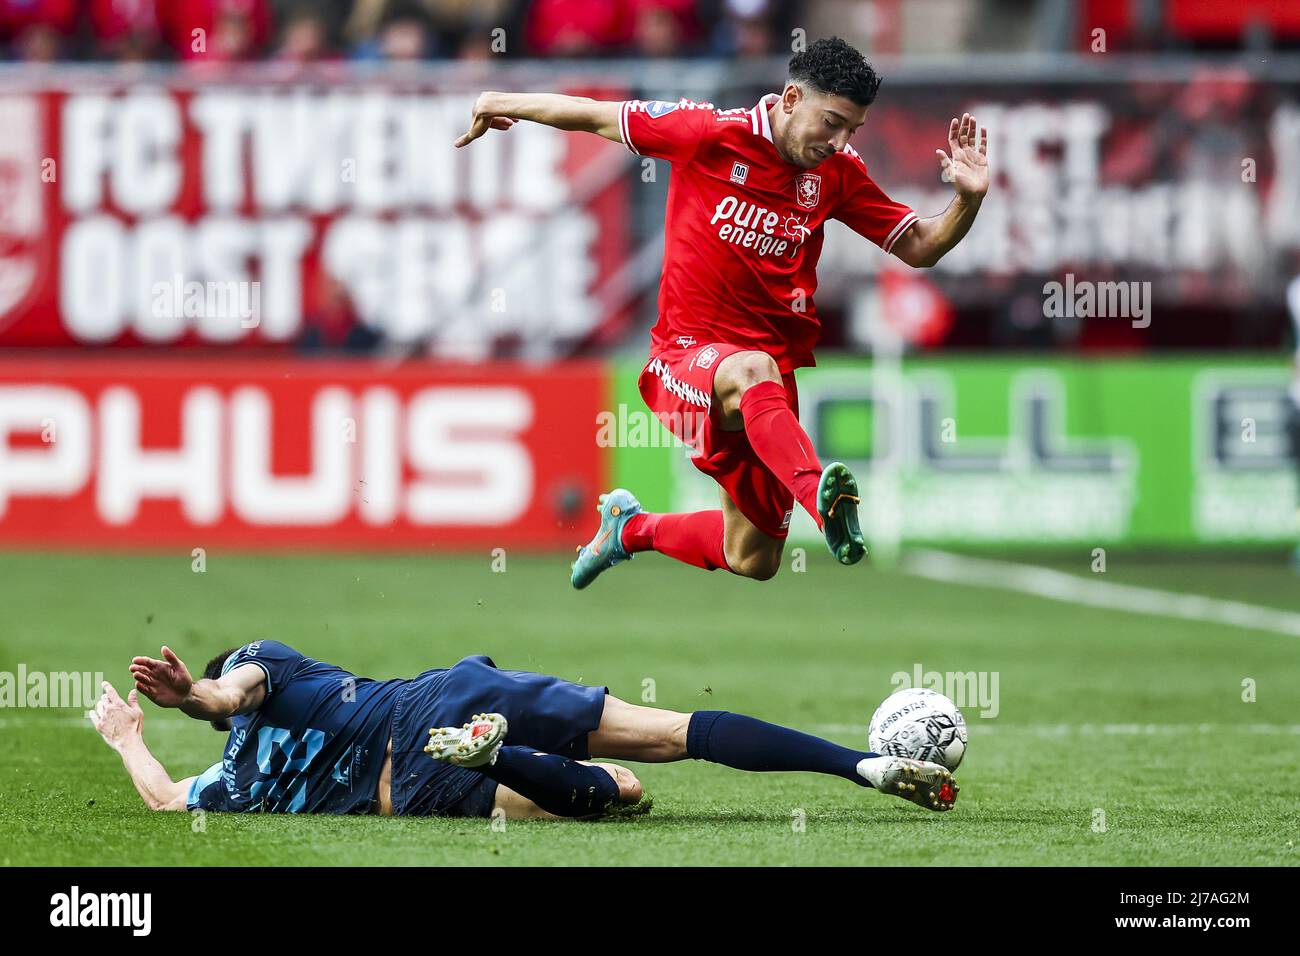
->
[779, 86, 869, 169]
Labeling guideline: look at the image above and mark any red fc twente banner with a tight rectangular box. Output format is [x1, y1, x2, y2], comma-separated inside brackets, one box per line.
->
[0, 77, 632, 357]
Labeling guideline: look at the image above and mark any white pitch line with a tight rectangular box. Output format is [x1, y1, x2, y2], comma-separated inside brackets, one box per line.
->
[814, 722, 1300, 737]
[0, 715, 193, 729]
[902, 548, 1300, 638]
[7, 715, 1300, 738]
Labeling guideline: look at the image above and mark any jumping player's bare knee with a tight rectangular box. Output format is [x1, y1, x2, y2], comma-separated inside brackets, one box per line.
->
[715, 350, 781, 424]
[720, 508, 784, 580]
[725, 542, 783, 581]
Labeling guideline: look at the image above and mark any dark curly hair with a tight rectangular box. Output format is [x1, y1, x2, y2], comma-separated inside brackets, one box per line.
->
[204, 648, 238, 682]
[788, 37, 882, 107]
[203, 648, 239, 731]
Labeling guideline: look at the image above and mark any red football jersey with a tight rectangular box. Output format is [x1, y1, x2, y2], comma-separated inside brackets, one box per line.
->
[619, 93, 918, 372]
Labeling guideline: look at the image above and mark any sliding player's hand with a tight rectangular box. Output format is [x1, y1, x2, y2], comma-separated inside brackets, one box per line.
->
[129, 646, 194, 709]
[90, 681, 144, 752]
[455, 92, 518, 148]
[935, 113, 988, 200]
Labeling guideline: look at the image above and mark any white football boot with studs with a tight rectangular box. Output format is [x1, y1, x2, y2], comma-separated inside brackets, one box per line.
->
[424, 713, 508, 768]
[857, 755, 960, 812]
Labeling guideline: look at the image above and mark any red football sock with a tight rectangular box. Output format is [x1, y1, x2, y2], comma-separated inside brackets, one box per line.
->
[621, 511, 730, 572]
[739, 380, 823, 528]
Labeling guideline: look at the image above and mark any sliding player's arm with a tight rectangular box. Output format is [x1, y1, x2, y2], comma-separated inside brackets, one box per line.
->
[130, 646, 267, 721]
[455, 91, 622, 148]
[890, 113, 989, 268]
[89, 681, 194, 811]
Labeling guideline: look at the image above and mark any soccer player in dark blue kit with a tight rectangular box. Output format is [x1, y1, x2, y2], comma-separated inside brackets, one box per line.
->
[91, 640, 959, 818]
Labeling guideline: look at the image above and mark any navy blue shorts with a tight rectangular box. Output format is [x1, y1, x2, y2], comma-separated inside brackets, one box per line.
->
[389, 655, 608, 817]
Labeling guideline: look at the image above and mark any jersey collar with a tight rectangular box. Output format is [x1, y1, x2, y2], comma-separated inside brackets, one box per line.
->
[749, 92, 778, 142]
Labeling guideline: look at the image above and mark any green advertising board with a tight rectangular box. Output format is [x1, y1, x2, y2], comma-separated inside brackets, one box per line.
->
[610, 355, 1296, 548]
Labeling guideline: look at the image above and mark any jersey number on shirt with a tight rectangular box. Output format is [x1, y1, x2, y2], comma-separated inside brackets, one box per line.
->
[251, 726, 326, 813]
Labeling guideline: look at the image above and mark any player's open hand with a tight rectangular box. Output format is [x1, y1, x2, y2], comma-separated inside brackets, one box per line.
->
[936, 113, 988, 200]
[455, 92, 518, 148]
[129, 646, 194, 709]
[90, 681, 144, 751]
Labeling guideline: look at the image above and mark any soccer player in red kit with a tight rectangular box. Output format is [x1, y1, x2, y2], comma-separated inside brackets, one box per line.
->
[455, 37, 989, 587]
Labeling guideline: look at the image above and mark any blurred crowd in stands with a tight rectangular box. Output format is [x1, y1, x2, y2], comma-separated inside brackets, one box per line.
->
[0, 0, 801, 63]
[1, 0, 1298, 64]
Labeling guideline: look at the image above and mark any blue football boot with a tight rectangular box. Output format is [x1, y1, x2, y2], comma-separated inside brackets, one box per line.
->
[570, 489, 643, 590]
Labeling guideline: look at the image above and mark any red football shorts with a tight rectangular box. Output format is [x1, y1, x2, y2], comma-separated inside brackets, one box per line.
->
[637, 343, 798, 539]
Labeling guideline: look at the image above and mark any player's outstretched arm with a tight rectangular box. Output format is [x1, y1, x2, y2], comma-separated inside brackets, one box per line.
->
[89, 681, 194, 811]
[891, 113, 989, 269]
[130, 646, 266, 721]
[455, 91, 622, 148]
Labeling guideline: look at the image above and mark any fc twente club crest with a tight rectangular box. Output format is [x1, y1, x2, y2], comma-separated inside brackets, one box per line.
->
[795, 172, 821, 209]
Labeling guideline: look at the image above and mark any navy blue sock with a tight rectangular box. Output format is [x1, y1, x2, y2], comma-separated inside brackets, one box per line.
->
[687, 711, 875, 787]
[477, 745, 621, 817]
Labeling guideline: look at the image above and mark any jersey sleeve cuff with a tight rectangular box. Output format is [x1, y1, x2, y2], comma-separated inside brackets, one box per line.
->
[187, 761, 223, 809]
[619, 100, 639, 155]
[228, 658, 273, 700]
[882, 211, 919, 254]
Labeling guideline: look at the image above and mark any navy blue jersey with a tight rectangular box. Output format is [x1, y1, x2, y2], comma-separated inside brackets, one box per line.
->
[186, 641, 407, 814]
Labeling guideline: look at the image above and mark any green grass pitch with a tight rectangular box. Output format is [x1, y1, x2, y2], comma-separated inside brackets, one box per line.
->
[1, 550, 1297, 866]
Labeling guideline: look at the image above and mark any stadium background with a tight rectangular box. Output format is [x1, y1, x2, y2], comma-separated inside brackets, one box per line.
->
[1, 0, 1298, 867]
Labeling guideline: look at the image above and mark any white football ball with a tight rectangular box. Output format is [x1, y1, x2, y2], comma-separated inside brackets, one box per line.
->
[868, 688, 967, 770]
